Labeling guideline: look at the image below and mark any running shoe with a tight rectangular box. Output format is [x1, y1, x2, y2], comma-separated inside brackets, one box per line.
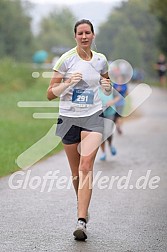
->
[110, 146, 117, 156]
[73, 220, 87, 240]
[100, 153, 106, 161]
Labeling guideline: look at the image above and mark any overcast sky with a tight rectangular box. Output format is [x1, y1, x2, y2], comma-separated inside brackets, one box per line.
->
[29, 0, 124, 5]
[27, 0, 126, 34]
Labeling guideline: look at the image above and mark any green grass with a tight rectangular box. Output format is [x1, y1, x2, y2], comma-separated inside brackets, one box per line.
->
[0, 60, 62, 177]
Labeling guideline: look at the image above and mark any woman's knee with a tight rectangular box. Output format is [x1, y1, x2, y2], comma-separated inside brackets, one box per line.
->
[79, 158, 93, 174]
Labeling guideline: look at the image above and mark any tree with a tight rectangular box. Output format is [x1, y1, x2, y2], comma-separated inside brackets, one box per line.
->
[119, 0, 160, 72]
[112, 25, 143, 67]
[150, 0, 167, 56]
[96, 0, 159, 75]
[36, 7, 76, 54]
[0, 0, 34, 61]
[95, 12, 131, 59]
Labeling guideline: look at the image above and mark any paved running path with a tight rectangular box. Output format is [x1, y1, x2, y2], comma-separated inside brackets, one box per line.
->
[0, 86, 167, 252]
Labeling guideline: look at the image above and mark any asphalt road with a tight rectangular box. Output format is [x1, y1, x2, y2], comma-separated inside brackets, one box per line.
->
[0, 86, 167, 252]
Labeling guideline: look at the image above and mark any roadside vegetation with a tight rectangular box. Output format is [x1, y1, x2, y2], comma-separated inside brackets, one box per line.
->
[0, 59, 62, 177]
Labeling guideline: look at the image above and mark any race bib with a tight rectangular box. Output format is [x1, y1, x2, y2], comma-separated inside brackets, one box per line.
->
[72, 89, 94, 105]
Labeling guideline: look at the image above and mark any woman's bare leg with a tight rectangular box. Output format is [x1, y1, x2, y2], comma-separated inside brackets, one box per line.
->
[63, 143, 80, 196]
[77, 131, 102, 219]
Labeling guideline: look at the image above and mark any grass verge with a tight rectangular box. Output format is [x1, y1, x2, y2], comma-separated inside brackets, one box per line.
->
[0, 62, 62, 177]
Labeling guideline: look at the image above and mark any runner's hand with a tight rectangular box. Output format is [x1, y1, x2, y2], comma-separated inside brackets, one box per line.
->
[69, 72, 82, 86]
[100, 78, 112, 91]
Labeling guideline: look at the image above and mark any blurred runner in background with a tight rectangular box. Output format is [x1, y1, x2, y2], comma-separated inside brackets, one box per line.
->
[155, 53, 167, 88]
[113, 83, 128, 135]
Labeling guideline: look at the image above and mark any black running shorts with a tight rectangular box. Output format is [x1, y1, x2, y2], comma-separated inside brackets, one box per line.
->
[56, 110, 104, 144]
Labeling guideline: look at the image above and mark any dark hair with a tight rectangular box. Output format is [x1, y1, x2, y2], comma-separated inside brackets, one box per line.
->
[74, 19, 94, 35]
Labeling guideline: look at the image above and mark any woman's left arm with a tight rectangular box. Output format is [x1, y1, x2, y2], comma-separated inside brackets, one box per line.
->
[100, 72, 112, 95]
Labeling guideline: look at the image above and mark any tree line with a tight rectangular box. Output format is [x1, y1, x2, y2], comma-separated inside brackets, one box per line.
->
[0, 0, 166, 76]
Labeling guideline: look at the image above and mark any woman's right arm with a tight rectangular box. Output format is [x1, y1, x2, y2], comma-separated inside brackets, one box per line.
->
[47, 71, 82, 100]
[47, 71, 70, 100]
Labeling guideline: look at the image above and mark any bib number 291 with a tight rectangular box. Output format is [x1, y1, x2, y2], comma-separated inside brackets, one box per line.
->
[77, 95, 88, 102]
[72, 89, 94, 105]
